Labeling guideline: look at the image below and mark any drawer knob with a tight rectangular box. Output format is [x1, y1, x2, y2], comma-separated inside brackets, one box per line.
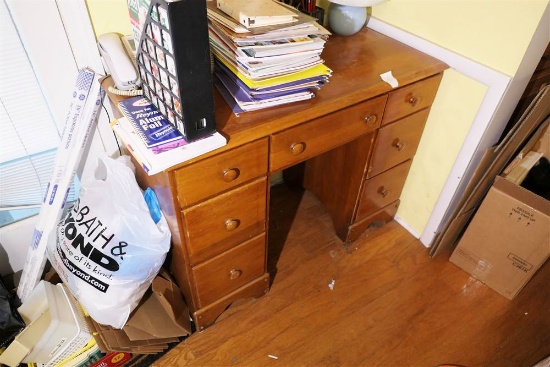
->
[364, 114, 377, 126]
[408, 96, 420, 107]
[229, 268, 243, 280]
[392, 139, 406, 151]
[225, 219, 240, 231]
[222, 168, 240, 182]
[378, 187, 389, 198]
[290, 142, 306, 155]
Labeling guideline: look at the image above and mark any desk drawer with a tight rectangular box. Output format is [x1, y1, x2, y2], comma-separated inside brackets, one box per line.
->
[381, 74, 442, 125]
[270, 95, 386, 171]
[367, 109, 429, 178]
[182, 178, 267, 265]
[357, 160, 412, 220]
[175, 138, 268, 207]
[193, 233, 266, 307]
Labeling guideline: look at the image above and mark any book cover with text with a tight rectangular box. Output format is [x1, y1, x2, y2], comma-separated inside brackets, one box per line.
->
[118, 96, 184, 152]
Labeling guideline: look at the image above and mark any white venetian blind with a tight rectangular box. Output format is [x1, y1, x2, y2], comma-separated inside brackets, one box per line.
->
[0, 0, 77, 210]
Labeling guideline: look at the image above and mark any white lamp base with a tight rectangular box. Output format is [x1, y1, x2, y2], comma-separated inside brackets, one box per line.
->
[328, 3, 367, 36]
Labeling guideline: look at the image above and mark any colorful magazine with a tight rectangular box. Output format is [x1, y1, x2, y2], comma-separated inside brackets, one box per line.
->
[215, 59, 327, 94]
[214, 74, 314, 114]
[118, 96, 185, 153]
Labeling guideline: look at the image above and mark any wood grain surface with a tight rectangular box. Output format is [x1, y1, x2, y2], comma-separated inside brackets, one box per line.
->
[155, 184, 550, 367]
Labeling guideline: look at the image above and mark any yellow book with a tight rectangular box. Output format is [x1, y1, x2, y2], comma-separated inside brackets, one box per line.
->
[53, 337, 97, 367]
[215, 53, 332, 90]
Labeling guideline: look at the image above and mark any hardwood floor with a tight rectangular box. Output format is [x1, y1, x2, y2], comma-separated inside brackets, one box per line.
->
[156, 184, 550, 367]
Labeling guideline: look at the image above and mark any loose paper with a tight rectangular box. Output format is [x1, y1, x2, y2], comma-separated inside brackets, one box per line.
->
[381, 71, 398, 88]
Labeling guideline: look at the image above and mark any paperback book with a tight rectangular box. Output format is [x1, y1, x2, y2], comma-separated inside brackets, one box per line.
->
[207, 1, 249, 33]
[216, 0, 297, 28]
[111, 117, 227, 175]
[118, 96, 185, 153]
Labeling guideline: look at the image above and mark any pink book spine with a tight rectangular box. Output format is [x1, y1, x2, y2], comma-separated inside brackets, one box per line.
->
[150, 138, 188, 154]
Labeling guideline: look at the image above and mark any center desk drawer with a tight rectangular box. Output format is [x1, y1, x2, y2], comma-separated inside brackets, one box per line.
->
[182, 178, 267, 265]
[175, 138, 268, 207]
[193, 233, 266, 308]
[270, 95, 387, 171]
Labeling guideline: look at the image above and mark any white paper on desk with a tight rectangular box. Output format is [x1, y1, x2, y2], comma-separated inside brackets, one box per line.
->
[381, 71, 399, 88]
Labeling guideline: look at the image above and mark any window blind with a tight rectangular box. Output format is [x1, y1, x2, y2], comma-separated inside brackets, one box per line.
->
[0, 0, 77, 211]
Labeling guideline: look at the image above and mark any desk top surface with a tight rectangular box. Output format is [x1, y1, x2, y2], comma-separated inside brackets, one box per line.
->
[215, 29, 447, 147]
[104, 28, 447, 167]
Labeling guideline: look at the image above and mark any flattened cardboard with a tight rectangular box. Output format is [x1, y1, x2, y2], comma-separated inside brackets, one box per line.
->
[450, 127, 550, 300]
[124, 270, 191, 340]
[430, 148, 496, 257]
[88, 318, 172, 354]
[503, 119, 550, 176]
[431, 84, 550, 256]
[86, 269, 189, 354]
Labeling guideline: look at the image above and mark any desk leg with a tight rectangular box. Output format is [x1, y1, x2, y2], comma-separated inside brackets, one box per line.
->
[346, 200, 399, 242]
[193, 273, 270, 331]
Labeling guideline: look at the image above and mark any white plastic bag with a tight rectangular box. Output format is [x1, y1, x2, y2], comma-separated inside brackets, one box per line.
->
[47, 155, 171, 328]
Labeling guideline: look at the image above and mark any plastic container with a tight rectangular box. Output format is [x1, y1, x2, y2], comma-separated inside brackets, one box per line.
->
[0, 281, 92, 367]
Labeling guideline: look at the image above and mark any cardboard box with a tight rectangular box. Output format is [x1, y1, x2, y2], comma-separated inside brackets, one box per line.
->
[431, 84, 550, 256]
[124, 269, 191, 341]
[450, 124, 550, 299]
[85, 269, 190, 355]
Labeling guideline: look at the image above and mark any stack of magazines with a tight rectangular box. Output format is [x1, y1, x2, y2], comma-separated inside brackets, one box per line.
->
[206, 0, 332, 114]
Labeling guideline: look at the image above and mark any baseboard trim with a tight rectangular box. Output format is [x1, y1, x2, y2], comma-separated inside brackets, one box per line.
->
[394, 214, 421, 243]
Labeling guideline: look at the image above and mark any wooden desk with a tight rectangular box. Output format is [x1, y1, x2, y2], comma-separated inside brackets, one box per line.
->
[105, 28, 447, 331]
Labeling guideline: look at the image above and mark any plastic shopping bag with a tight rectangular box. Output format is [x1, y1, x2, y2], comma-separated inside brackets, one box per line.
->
[46, 155, 171, 328]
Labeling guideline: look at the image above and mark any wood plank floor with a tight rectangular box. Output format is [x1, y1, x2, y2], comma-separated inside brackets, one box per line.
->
[156, 184, 550, 367]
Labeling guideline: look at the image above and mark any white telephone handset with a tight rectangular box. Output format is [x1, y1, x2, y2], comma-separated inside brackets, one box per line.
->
[98, 33, 141, 92]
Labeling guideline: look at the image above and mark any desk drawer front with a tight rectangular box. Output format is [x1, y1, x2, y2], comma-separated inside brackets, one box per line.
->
[175, 138, 269, 207]
[193, 233, 266, 307]
[381, 74, 442, 126]
[270, 95, 387, 171]
[357, 160, 412, 220]
[368, 108, 429, 178]
[182, 178, 267, 265]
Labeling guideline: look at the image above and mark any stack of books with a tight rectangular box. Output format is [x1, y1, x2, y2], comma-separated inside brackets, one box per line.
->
[112, 96, 227, 175]
[207, 0, 332, 114]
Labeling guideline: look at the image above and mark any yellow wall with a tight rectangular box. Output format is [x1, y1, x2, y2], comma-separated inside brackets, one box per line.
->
[398, 70, 487, 233]
[369, 0, 548, 236]
[372, 0, 549, 77]
[85, 0, 549, 238]
[86, 0, 131, 38]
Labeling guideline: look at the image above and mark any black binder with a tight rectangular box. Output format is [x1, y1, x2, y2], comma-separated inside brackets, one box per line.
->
[136, 0, 216, 142]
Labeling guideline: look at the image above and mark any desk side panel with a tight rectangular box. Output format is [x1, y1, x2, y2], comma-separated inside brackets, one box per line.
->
[132, 160, 198, 311]
[304, 132, 376, 242]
